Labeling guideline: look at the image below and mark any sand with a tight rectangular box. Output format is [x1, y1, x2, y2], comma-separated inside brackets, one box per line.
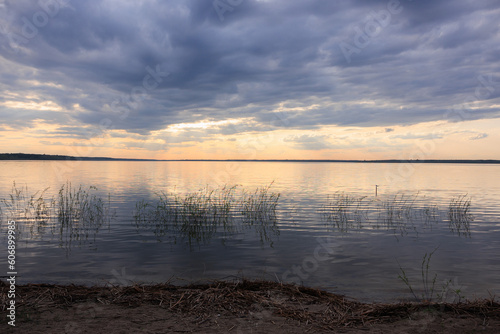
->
[1, 279, 499, 333]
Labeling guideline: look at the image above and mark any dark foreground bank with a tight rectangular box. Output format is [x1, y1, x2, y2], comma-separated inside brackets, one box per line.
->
[1, 279, 499, 333]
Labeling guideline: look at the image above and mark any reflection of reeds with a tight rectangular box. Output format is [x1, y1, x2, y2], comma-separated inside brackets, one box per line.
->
[379, 192, 420, 237]
[448, 195, 473, 237]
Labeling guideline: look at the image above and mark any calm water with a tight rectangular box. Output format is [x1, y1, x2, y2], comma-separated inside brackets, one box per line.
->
[1, 161, 499, 302]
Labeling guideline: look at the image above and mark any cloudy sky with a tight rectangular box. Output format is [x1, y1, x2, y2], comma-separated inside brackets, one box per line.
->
[1, 0, 499, 160]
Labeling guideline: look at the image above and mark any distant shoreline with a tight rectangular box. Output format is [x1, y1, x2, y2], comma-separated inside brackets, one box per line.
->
[1, 153, 499, 164]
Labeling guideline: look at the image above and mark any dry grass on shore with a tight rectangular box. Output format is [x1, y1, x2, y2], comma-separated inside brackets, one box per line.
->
[2, 279, 500, 332]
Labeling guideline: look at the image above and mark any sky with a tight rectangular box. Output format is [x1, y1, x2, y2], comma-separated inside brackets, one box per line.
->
[0, 0, 499, 160]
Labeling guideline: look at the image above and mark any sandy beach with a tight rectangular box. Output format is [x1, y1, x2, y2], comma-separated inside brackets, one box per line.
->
[2, 279, 499, 333]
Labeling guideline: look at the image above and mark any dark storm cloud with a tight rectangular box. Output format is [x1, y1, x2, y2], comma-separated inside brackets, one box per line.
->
[1, 0, 500, 136]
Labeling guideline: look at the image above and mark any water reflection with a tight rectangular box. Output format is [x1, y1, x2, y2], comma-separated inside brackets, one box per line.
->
[0, 161, 498, 301]
[1, 183, 475, 254]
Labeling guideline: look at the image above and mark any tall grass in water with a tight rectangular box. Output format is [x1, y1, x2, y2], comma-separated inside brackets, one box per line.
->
[0, 182, 51, 223]
[448, 194, 473, 237]
[398, 247, 440, 302]
[57, 182, 113, 225]
[176, 186, 236, 245]
[134, 183, 281, 247]
[382, 192, 419, 224]
[240, 182, 280, 221]
[397, 247, 466, 303]
[321, 192, 422, 235]
[321, 192, 446, 238]
[134, 186, 238, 246]
[0, 182, 52, 238]
[321, 192, 367, 232]
[55, 182, 114, 248]
[422, 203, 440, 225]
[240, 182, 280, 245]
[0, 182, 113, 248]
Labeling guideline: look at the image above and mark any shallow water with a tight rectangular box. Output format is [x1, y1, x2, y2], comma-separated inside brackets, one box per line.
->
[0, 160, 499, 302]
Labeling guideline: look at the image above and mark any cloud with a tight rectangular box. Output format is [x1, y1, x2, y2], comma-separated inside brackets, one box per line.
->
[0, 0, 499, 154]
[39, 140, 64, 145]
[391, 133, 444, 140]
[469, 133, 488, 140]
[284, 134, 333, 151]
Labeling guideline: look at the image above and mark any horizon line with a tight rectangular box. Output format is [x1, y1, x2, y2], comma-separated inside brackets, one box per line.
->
[1, 153, 500, 163]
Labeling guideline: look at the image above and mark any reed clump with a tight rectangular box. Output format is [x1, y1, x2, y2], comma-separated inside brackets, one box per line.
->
[381, 193, 419, 225]
[134, 183, 281, 246]
[448, 194, 473, 237]
[56, 182, 114, 246]
[0, 182, 51, 224]
[398, 247, 440, 302]
[240, 182, 280, 222]
[397, 247, 470, 304]
[0, 182, 52, 240]
[321, 192, 472, 238]
[134, 186, 236, 245]
[321, 192, 367, 232]
[239, 183, 280, 244]
[0, 182, 114, 248]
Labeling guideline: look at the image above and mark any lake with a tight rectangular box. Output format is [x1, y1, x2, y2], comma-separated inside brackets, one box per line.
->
[1, 160, 499, 302]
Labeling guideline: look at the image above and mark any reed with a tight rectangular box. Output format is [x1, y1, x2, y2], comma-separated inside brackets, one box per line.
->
[134, 185, 238, 245]
[381, 192, 419, 226]
[176, 186, 236, 245]
[448, 194, 473, 237]
[422, 203, 440, 225]
[240, 182, 279, 221]
[134, 183, 281, 246]
[239, 182, 280, 245]
[321, 192, 367, 232]
[0, 181, 114, 250]
[0, 182, 52, 240]
[53, 182, 114, 250]
[396, 247, 460, 303]
[321, 192, 422, 235]
[0, 182, 51, 224]
[320, 192, 468, 238]
[57, 182, 113, 225]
